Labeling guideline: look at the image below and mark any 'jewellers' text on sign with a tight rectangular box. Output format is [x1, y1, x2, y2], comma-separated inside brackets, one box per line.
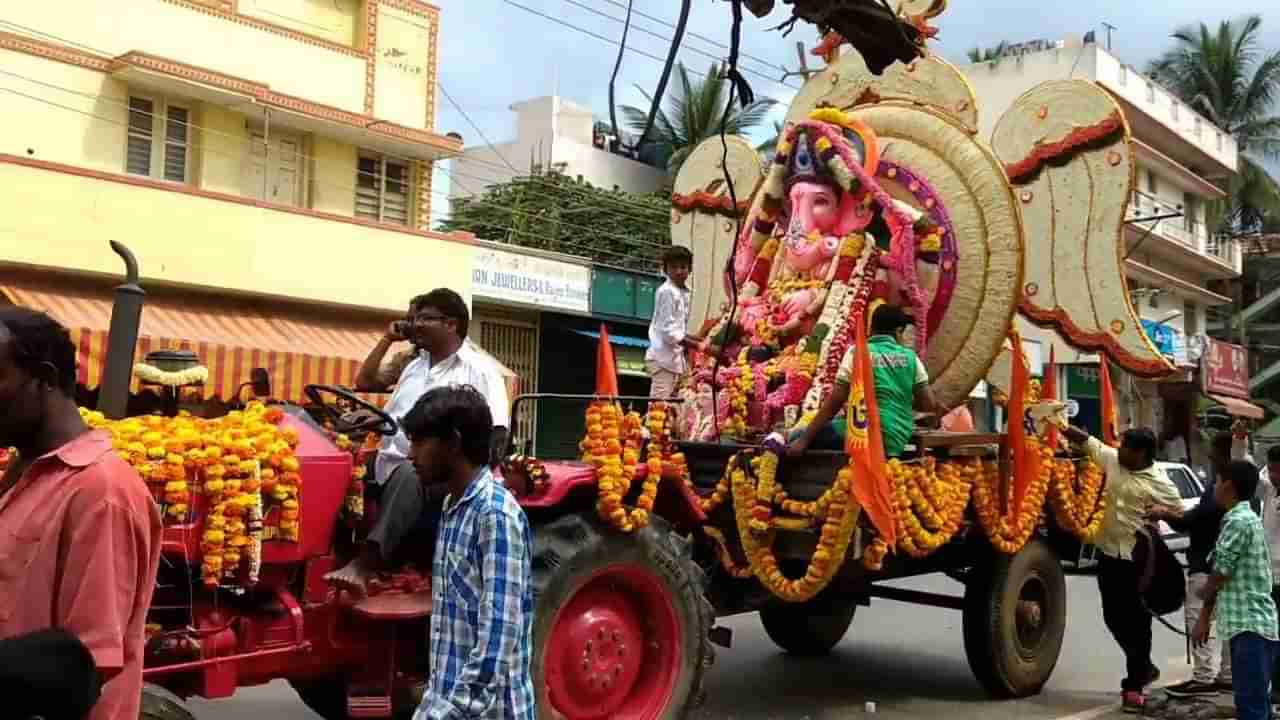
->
[473, 248, 590, 313]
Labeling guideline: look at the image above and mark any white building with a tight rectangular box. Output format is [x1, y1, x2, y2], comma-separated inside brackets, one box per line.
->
[962, 35, 1244, 454]
[447, 95, 666, 200]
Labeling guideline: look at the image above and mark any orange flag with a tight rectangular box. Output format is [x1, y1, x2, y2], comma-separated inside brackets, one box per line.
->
[1099, 359, 1118, 447]
[1007, 333, 1030, 511]
[1043, 346, 1059, 451]
[596, 324, 619, 397]
[845, 312, 896, 547]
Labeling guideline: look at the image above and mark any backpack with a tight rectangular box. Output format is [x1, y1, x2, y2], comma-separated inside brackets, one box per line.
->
[1133, 525, 1186, 616]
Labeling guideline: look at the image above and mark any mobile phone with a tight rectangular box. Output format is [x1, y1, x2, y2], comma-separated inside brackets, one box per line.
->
[392, 320, 409, 337]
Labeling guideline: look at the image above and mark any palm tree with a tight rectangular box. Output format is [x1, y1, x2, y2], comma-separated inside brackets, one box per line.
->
[1147, 15, 1280, 234]
[619, 62, 776, 177]
[756, 120, 785, 164]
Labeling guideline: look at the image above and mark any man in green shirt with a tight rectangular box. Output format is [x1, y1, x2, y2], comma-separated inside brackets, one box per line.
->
[1192, 460, 1278, 720]
[788, 304, 938, 457]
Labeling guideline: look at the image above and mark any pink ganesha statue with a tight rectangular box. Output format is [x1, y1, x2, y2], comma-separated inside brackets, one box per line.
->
[682, 107, 951, 442]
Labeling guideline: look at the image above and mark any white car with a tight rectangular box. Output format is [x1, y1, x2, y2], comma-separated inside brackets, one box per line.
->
[1154, 461, 1205, 555]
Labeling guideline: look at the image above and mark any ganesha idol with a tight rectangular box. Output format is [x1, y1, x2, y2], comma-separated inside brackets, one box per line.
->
[682, 107, 952, 442]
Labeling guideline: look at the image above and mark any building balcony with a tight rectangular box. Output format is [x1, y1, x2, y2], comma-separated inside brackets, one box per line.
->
[0, 154, 475, 314]
[1126, 190, 1240, 279]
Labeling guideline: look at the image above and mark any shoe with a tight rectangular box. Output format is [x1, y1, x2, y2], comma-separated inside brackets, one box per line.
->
[1164, 680, 1218, 698]
[1122, 690, 1146, 714]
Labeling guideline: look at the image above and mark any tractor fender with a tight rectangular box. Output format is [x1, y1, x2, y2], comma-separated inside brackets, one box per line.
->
[515, 460, 707, 527]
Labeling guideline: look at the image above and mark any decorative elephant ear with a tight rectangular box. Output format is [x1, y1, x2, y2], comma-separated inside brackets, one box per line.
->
[991, 80, 1172, 379]
[671, 135, 764, 336]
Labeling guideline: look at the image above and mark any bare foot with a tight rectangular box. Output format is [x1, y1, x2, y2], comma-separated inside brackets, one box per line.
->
[325, 557, 374, 598]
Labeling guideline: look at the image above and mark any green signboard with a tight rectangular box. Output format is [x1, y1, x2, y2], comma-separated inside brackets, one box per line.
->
[1066, 365, 1100, 399]
[591, 268, 661, 321]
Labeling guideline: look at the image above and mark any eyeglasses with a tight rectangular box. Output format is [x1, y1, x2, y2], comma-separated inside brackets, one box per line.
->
[409, 313, 451, 325]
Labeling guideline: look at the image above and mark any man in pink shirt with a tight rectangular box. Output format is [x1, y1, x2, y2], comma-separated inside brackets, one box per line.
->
[0, 307, 161, 720]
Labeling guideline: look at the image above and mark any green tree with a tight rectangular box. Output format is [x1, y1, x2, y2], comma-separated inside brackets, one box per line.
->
[1148, 15, 1280, 233]
[437, 170, 670, 272]
[756, 120, 785, 164]
[620, 62, 776, 177]
[965, 41, 1010, 66]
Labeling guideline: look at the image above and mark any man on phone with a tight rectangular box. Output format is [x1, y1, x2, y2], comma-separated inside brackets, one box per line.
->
[326, 289, 510, 596]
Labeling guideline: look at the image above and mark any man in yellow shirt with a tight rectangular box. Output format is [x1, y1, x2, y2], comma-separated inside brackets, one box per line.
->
[1062, 424, 1183, 712]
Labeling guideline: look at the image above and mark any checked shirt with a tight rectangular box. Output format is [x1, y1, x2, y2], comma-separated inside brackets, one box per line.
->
[415, 467, 535, 720]
[1212, 502, 1279, 643]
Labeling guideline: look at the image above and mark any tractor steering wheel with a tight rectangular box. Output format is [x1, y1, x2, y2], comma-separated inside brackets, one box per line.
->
[304, 384, 398, 436]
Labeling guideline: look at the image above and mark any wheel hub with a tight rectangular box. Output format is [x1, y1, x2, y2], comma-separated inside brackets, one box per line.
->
[557, 595, 643, 709]
[1014, 575, 1050, 655]
[543, 566, 682, 720]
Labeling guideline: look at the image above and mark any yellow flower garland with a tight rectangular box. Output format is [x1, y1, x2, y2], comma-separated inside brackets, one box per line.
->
[890, 457, 973, 558]
[584, 401, 685, 533]
[1048, 458, 1107, 542]
[971, 439, 1054, 553]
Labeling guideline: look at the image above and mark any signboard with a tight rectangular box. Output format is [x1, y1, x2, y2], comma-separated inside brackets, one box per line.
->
[1140, 319, 1176, 357]
[1067, 365, 1100, 399]
[472, 247, 591, 314]
[1202, 338, 1249, 398]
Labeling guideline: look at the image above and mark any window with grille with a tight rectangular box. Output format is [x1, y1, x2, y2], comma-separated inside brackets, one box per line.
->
[356, 153, 412, 226]
[125, 95, 190, 182]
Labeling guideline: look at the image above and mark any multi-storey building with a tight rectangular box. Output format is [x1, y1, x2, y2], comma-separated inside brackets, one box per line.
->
[963, 35, 1255, 468]
[0, 0, 503, 406]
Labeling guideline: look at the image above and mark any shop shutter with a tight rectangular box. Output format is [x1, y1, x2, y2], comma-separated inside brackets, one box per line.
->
[476, 315, 539, 453]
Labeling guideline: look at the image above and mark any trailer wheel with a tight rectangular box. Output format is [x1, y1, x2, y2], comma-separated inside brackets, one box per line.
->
[532, 513, 714, 720]
[759, 591, 857, 656]
[139, 684, 195, 720]
[962, 538, 1067, 698]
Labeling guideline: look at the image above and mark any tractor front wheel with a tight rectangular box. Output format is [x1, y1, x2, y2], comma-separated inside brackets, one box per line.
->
[962, 538, 1067, 698]
[139, 684, 195, 720]
[532, 513, 714, 720]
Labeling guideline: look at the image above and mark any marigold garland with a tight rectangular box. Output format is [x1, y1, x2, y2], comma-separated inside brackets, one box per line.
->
[582, 401, 687, 533]
[889, 457, 974, 558]
[81, 401, 303, 588]
[133, 363, 210, 387]
[971, 438, 1054, 553]
[1048, 457, 1106, 542]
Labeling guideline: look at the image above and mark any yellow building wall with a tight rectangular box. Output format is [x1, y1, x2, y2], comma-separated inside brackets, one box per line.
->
[5, 0, 367, 113]
[0, 48, 129, 173]
[196, 103, 248, 196]
[238, 0, 362, 48]
[0, 161, 473, 313]
[311, 135, 359, 217]
[372, 4, 431, 130]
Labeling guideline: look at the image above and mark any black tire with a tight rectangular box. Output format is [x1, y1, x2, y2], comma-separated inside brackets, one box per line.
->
[759, 591, 857, 656]
[139, 684, 195, 720]
[531, 513, 714, 719]
[289, 677, 420, 720]
[962, 538, 1067, 698]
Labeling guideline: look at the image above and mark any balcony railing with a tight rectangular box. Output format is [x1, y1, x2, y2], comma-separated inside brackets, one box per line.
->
[1127, 191, 1239, 271]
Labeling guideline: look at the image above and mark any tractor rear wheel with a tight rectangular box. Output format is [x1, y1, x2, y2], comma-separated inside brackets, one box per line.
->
[139, 684, 194, 720]
[962, 538, 1067, 698]
[532, 513, 714, 720]
[759, 590, 857, 656]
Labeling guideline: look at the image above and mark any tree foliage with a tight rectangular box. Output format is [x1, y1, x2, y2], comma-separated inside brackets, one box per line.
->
[437, 170, 670, 272]
[1148, 15, 1280, 234]
[966, 42, 1010, 66]
[619, 62, 777, 177]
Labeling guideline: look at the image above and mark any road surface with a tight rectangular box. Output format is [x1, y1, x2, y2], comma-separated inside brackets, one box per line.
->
[189, 572, 1192, 720]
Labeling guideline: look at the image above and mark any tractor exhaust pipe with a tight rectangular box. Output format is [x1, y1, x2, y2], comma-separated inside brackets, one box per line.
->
[97, 241, 145, 420]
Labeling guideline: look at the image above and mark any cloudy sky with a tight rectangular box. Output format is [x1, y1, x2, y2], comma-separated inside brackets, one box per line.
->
[430, 0, 1279, 199]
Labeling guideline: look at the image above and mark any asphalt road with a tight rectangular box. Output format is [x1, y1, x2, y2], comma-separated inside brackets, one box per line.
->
[189, 572, 1192, 720]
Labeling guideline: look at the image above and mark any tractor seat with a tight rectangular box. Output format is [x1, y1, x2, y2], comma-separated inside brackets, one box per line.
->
[351, 591, 432, 621]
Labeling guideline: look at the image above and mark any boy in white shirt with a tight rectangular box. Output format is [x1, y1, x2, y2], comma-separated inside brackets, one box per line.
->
[646, 246, 704, 398]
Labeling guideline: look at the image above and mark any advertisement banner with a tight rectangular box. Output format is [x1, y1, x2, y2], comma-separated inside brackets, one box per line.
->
[472, 247, 591, 314]
[1202, 338, 1249, 398]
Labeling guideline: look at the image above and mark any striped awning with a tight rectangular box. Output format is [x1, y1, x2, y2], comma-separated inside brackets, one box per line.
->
[0, 274, 397, 404]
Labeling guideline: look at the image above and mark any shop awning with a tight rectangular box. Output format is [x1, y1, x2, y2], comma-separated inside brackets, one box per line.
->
[1207, 393, 1265, 420]
[0, 274, 516, 406]
[572, 329, 650, 348]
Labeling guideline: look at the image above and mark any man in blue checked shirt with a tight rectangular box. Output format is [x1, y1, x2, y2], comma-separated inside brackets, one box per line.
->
[401, 385, 535, 720]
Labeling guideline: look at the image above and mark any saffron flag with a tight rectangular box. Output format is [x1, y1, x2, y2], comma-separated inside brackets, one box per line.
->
[845, 312, 896, 547]
[1099, 359, 1118, 447]
[596, 324, 619, 397]
[1043, 346, 1059, 451]
[1007, 333, 1031, 511]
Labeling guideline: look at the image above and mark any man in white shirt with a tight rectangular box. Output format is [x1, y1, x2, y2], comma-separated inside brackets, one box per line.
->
[646, 246, 704, 399]
[326, 289, 510, 595]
